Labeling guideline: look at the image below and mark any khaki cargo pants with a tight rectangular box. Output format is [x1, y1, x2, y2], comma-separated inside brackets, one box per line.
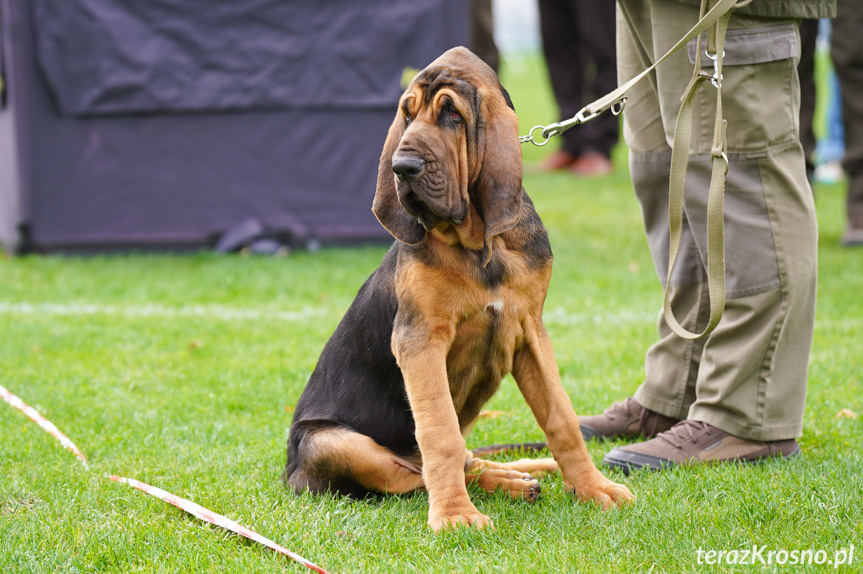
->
[618, 0, 817, 440]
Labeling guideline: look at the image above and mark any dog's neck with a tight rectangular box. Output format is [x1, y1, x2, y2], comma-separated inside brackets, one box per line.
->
[427, 201, 485, 252]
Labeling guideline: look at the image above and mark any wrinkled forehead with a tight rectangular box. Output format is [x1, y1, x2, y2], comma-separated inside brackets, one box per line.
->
[399, 70, 479, 117]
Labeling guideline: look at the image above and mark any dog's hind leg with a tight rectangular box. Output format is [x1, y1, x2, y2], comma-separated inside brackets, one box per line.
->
[465, 466, 543, 502]
[469, 456, 559, 479]
[463, 451, 556, 502]
[288, 426, 424, 497]
[466, 449, 560, 479]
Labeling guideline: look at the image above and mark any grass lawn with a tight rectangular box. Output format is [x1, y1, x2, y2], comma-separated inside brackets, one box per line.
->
[2, 55, 862, 573]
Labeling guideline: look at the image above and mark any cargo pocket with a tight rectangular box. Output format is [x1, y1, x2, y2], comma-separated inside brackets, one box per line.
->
[687, 24, 799, 153]
[683, 154, 781, 298]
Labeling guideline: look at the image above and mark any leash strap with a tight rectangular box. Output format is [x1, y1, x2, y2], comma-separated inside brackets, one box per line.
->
[520, 0, 740, 146]
[523, 0, 739, 340]
[663, 0, 733, 339]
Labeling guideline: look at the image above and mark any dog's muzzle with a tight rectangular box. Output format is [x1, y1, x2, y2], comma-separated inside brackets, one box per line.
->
[392, 155, 425, 182]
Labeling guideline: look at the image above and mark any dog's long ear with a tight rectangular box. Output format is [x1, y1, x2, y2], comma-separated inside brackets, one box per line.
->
[473, 84, 523, 266]
[372, 112, 426, 244]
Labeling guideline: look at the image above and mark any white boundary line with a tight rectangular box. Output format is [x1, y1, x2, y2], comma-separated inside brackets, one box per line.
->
[5, 301, 863, 329]
[5, 301, 857, 329]
[543, 307, 655, 326]
[1, 300, 655, 326]
[0, 301, 328, 322]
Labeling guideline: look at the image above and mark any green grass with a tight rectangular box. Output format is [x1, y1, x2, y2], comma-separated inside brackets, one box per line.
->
[1, 55, 862, 573]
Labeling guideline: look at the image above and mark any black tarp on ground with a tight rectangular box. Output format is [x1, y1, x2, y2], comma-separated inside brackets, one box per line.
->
[4, 0, 467, 251]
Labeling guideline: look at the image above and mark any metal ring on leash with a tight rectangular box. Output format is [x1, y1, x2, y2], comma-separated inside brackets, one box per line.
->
[519, 125, 554, 146]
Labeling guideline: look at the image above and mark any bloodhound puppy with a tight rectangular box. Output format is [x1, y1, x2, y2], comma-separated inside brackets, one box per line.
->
[284, 47, 634, 531]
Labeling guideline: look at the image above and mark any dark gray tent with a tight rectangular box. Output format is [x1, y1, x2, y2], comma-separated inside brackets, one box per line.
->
[0, 0, 467, 253]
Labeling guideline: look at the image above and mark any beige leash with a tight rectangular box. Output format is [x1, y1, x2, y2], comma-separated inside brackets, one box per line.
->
[522, 0, 747, 340]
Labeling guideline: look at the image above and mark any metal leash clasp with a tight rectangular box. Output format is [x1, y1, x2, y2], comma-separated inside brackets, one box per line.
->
[704, 50, 725, 88]
[519, 112, 587, 147]
[519, 125, 554, 146]
[519, 97, 627, 146]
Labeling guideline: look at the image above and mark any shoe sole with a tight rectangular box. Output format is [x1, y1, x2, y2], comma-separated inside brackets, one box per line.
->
[603, 444, 802, 476]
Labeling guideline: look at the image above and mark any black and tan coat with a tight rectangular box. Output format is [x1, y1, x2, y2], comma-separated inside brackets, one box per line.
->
[285, 47, 634, 531]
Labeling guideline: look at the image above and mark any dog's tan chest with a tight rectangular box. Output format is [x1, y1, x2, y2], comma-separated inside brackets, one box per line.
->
[446, 294, 525, 429]
[392, 236, 550, 432]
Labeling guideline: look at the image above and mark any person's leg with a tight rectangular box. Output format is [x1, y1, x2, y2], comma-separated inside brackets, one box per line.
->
[619, 0, 709, 420]
[578, 0, 703, 440]
[831, 0, 863, 244]
[605, 0, 817, 469]
[643, 0, 815, 441]
[570, 0, 618, 163]
[798, 18, 818, 178]
[817, 69, 845, 165]
[538, 0, 585, 161]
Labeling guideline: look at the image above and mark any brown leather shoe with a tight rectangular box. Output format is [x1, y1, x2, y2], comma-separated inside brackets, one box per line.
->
[579, 397, 681, 441]
[603, 420, 801, 475]
[541, 150, 579, 171]
[569, 152, 612, 176]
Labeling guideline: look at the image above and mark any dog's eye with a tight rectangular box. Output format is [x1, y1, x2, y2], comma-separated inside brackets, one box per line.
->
[446, 109, 462, 123]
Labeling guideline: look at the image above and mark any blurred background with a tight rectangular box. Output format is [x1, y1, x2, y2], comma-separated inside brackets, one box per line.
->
[0, 0, 847, 255]
[0, 0, 538, 255]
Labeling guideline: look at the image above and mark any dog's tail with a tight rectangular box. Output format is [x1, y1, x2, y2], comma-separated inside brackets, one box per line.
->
[469, 442, 548, 457]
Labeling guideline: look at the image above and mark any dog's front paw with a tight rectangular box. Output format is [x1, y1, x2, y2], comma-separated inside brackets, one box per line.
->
[569, 472, 635, 509]
[428, 507, 493, 532]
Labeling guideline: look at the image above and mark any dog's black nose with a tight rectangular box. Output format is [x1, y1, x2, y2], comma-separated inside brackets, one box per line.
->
[392, 156, 424, 182]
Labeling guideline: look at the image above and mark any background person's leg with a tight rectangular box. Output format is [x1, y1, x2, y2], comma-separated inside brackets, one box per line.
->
[798, 18, 818, 179]
[570, 0, 618, 163]
[538, 0, 586, 161]
[831, 0, 863, 245]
